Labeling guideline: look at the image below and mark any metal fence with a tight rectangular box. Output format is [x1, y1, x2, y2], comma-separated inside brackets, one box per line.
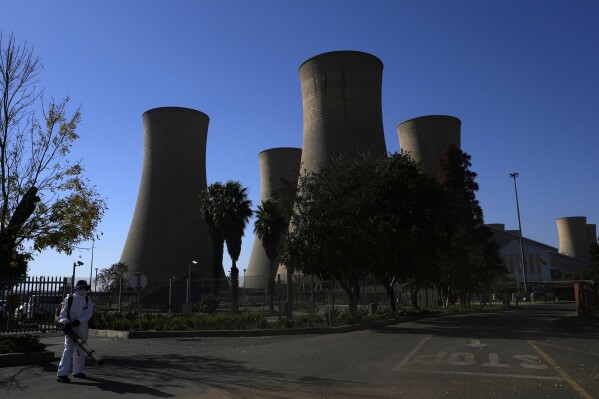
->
[1, 274, 442, 334]
[1, 276, 68, 334]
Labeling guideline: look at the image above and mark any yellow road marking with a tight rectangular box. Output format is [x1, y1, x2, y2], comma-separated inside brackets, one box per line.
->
[527, 340, 594, 399]
[534, 340, 599, 357]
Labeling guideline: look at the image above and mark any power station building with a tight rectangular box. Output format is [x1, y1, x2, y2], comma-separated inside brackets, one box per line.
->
[397, 115, 461, 178]
[120, 107, 213, 286]
[244, 147, 302, 289]
[487, 221, 595, 288]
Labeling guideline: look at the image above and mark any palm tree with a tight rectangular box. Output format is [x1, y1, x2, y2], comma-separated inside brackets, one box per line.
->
[199, 182, 227, 297]
[219, 181, 252, 313]
[254, 199, 287, 311]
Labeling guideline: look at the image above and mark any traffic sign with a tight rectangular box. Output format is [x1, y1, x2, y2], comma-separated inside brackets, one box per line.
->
[129, 272, 148, 290]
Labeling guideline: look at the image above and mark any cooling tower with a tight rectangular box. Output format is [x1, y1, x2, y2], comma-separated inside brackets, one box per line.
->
[397, 115, 461, 178]
[120, 107, 213, 285]
[556, 216, 591, 261]
[588, 224, 597, 245]
[245, 148, 302, 289]
[298, 50, 387, 174]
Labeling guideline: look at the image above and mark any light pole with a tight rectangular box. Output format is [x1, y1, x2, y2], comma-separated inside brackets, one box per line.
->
[243, 268, 246, 306]
[89, 239, 95, 287]
[169, 276, 175, 316]
[71, 261, 84, 290]
[94, 268, 98, 291]
[510, 172, 528, 294]
[187, 260, 198, 303]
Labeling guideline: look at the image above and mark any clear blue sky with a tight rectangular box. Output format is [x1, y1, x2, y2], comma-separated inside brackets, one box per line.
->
[2, 1, 598, 280]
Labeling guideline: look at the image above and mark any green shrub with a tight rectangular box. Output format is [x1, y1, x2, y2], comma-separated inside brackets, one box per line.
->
[0, 335, 46, 354]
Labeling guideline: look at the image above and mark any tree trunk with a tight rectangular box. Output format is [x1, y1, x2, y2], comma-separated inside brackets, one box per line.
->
[230, 261, 239, 313]
[340, 280, 360, 322]
[268, 259, 275, 311]
[384, 283, 397, 315]
[286, 268, 293, 318]
[347, 282, 360, 323]
[410, 282, 420, 309]
[211, 233, 225, 297]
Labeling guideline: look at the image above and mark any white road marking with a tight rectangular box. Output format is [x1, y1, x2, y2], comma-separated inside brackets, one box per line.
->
[465, 338, 487, 348]
[482, 353, 510, 368]
[398, 369, 562, 381]
[392, 335, 431, 371]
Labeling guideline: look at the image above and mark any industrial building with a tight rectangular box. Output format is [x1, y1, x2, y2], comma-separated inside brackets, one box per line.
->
[487, 221, 595, 289]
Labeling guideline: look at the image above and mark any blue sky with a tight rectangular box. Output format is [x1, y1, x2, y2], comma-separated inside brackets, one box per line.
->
[2, 1, 598, 280]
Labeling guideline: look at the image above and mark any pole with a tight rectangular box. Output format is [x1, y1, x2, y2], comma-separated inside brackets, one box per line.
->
[137, 289, 142, 331]
[510, 172, 528, 293]
[94, 268, 98, 291]
[187, 261, 191, 303]
[169, 277, 172, 316]
[118, 277, 122, 313]
[89, 239, 95, 286]
[71, 262, 76, 289]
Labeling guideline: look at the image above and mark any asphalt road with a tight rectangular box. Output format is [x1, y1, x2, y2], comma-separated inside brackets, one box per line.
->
[1, 303, 597, 398]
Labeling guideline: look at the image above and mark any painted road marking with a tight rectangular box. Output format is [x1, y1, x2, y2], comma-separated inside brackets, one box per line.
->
[397, 369, 562, 381]
[392, 336, 431, 371]
[528, 340, 595, 399]
[466, 338, 487, 348]
[482, 353, 509, 368]
[535, 341, 599, 357]
[393, 337, 559, 381]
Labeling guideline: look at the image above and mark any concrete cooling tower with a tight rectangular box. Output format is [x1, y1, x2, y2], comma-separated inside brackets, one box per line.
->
[298, 50, 387, 174]
[245, 148, 302, 289]
[397, 115, 461, 178]
[120, 107, 213, 285]
[556, 216, 592, 262]
[587, 224, 597, 246]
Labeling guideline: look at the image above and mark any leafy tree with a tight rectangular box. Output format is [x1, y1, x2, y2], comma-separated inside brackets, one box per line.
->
[219, 181, 252, 313]
[96, 262, 128, 292]
[573, 241, 599, 281]
[254, 198, 288, 311]
[437, 145, 505, 304]
[0, 33, 106, 278]
[199, 182, 226, 296]
[368, 152, 448, 311]
[282, 154, 388, 320]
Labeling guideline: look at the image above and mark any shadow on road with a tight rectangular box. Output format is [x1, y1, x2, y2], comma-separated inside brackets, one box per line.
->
[374, 303, 599, 341]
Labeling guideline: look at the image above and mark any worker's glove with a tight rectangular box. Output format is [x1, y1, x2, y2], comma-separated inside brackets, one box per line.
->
[70, 320, 80, 327]
[60, 323, 71, 334]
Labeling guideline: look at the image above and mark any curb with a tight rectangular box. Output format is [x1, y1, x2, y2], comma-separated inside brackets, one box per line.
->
[90, 318, 404, 339]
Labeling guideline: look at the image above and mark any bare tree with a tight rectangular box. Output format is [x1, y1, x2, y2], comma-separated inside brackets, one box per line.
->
[0, 32, 106, 278]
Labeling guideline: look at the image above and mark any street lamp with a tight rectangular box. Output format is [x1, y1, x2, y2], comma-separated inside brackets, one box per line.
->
[71, 261, 84, 291]
[510, 172, 528, 294]
[187, 260, 198, 303]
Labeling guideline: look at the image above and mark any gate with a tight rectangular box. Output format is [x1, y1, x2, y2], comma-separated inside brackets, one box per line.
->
[1, 276, 68, 334]
[573, 280, 599, 319]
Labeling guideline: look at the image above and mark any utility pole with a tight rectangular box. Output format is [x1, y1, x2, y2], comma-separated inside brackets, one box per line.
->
[510, 172, 528, 293]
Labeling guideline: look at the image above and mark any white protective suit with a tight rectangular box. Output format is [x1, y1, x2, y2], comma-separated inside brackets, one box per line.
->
[57, 289, 94, 377]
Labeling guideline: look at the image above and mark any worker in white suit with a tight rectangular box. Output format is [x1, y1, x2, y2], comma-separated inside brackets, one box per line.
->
[56, 280, 94, 383]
